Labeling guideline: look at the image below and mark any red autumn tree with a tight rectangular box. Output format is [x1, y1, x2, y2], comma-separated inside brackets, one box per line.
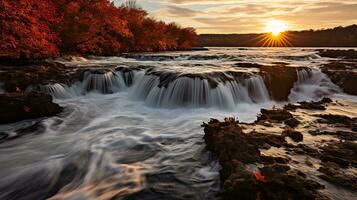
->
[58, 0, 132, 55]
[118, 5, 197, 52]
[0, 0, 62, 61]
[0, 0, 198, 61]
[178, 27, 198, 50]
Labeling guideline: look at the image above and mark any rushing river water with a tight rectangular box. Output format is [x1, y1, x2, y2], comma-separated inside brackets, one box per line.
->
[0, 48, 354, 200]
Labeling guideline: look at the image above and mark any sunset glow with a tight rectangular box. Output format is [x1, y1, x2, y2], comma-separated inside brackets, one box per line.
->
[265, 20, 288, 36]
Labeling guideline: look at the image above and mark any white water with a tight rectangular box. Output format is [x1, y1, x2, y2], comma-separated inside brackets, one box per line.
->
[1, 47, 355, 200]
[289, 69, 341, 102]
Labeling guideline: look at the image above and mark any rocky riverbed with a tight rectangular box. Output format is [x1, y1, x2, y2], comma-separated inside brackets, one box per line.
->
[203, 97, 357, 200]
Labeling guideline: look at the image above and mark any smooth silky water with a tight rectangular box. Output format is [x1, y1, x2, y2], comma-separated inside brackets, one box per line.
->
[0, 48, 353, 200]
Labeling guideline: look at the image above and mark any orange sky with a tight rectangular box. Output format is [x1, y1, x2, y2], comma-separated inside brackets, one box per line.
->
[115, 0, 357, 34]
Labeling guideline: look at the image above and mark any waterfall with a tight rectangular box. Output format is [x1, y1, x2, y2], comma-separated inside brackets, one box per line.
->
[116, 69, 136, 87]
[244, 76, 271, 103]
[289, 69, 341, 102]
[37, 83, 73, 98]
[81, 70, 126, 94]
[130, 73, 271, 109]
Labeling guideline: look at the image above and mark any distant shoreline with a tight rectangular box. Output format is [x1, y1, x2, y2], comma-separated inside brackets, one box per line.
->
[198, 24, 357, 47]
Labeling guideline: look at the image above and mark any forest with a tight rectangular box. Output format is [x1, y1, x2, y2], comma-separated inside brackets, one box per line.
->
[199, 25, 357, 47]
[0, 0, 198, 62]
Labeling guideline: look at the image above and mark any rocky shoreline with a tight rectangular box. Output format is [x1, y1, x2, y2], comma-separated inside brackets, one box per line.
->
[202, 98, 357, 200]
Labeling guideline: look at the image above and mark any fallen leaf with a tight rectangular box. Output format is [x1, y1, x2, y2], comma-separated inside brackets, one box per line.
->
[254, 171, 266, 182]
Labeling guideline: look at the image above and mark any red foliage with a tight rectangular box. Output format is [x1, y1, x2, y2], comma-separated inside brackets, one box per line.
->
[0, 0, 198, 60]
[0, 0, 61, 60]
[58, 0, 132, 55]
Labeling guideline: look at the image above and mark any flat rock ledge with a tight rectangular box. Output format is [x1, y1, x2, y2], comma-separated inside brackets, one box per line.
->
[0, 92, 63, 124]
[202, 98, 357, 200]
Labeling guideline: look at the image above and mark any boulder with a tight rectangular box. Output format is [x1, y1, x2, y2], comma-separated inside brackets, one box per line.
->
[260, 65, 300, 101]
[0, 92, 63, 124]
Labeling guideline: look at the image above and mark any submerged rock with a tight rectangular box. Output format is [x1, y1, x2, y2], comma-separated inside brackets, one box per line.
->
[0, 92, 63, 124]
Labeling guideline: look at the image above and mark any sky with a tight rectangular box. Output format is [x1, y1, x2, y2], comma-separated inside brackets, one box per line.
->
[115, 0, 357, 34]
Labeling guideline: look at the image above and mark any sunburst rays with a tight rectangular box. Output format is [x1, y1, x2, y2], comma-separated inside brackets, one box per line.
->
[254, 32, 293, 47]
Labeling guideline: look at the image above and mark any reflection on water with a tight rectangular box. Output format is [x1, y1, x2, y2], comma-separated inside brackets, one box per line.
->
[0, 47, 355, 200]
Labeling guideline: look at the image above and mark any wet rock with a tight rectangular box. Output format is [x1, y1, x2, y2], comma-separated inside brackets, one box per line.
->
[309, 130, 357, 141]
[283, 129, 303, 142]
[260, 65, 301, 101]
[0, 62, 72, 93]
[321, 61, 357, 95]
[285, 143, 320, 157]
[257, 109, 293, 122]
[318, 163, 357, 191]
[284, 98, 332, 111]
[318, 49, 357, 59]
[316, 114, 357, 131]
[0, 92, 63, 124]
[320, 142, 357, 168]
[284, 117, 300, 128]
[202, 118, 327, 200]
[256, 108, 301, 128]
[191, 47, 209, 51]
[233, 62, 262, 68]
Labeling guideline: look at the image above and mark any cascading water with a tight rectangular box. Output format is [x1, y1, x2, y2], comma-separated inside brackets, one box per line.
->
[289, 69, 341, 102]
[37, 83, 73, 98]
[130, 73, 271, 109]
[81, 70, 126, 94]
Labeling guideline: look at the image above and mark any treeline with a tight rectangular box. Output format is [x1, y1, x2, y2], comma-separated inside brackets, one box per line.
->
[0, 0, 197, 62]
[199, 25, 357, 47]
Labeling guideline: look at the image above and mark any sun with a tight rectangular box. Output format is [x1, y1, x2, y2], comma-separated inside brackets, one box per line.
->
[265, 20, 288, 36]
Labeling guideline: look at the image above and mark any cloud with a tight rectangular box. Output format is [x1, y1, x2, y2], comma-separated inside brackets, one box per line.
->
[141, 0, 357, 33]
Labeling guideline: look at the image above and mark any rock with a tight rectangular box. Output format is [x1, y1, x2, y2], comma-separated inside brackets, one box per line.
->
[257, 109, 293, 122]
[321, 61, 357, 95]
[0, 62, 71, 93]
[191, 47, 209, 51]
[318, 163, 357, 191]
[318, 49, 357, 59]
[283, 129, 303, 142]
[309, 130, 357, 141]
[284, 117, 300, 128]
[202, 118, 328, 200]
[317, 114, 357, 130]
[260, 65, 301, 101]
[256, 108, 301, 128]
[0, 92, 63, 124]
[320, 142, 357, 168]
[284, 98, 332, 111]
[233, 62, 262, 68]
